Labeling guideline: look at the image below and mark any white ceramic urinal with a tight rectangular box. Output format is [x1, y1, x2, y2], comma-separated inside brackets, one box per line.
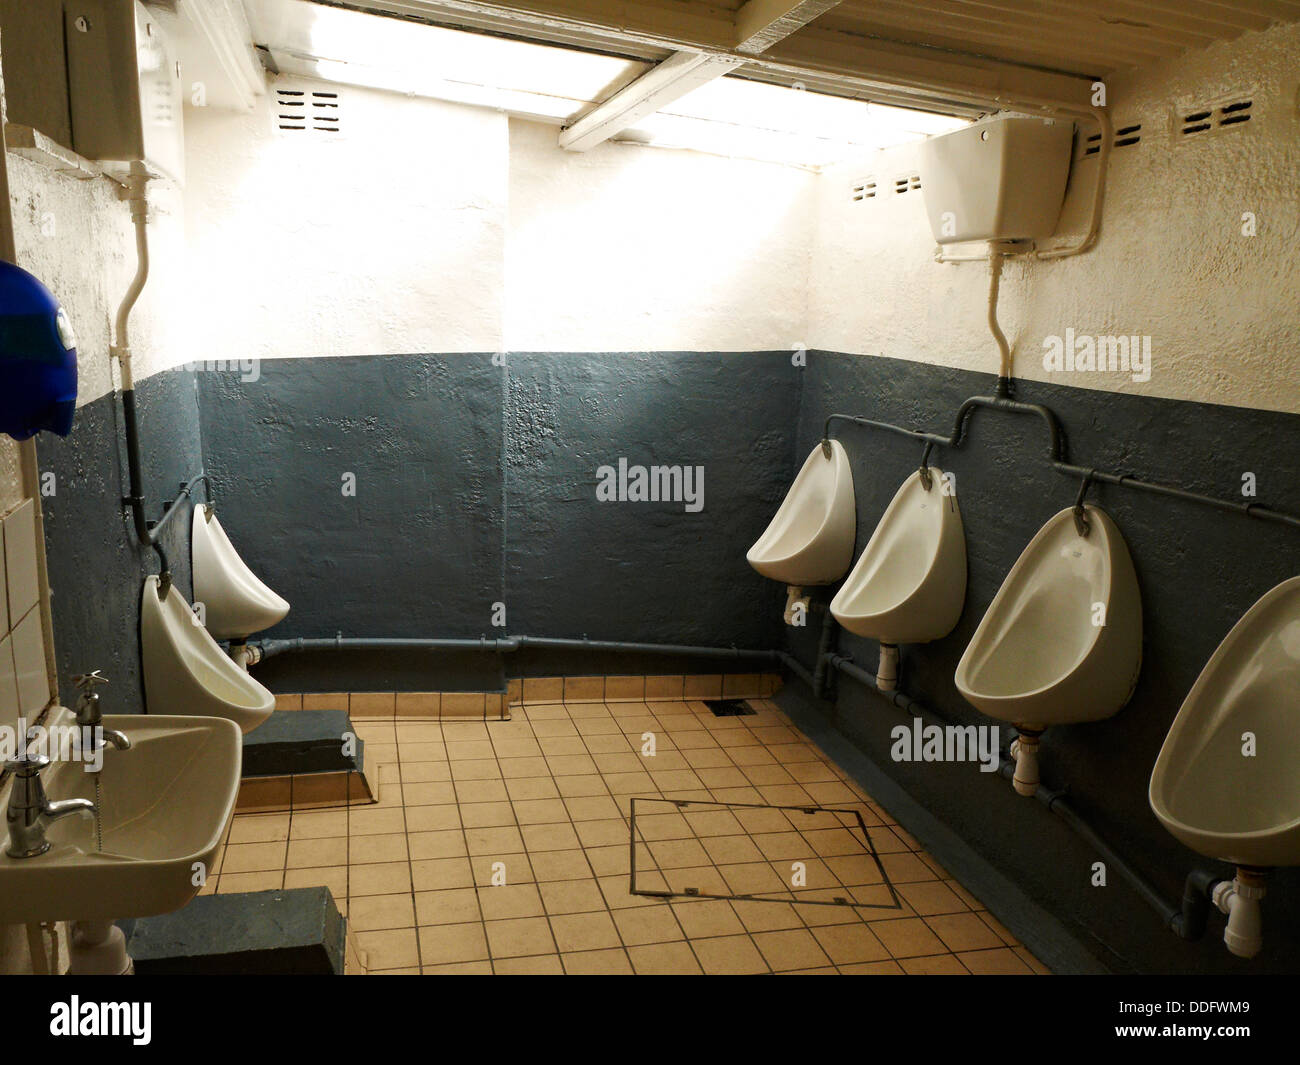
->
[192, 504, 289, 641]
[955, 504, 1142, 795]
[747, 440, 855, 623]
[1148, 576, 1300, 958]
[1150, 575, 1300, 868]
[831, 468, 966, 689]
[141, 575, 275, 733]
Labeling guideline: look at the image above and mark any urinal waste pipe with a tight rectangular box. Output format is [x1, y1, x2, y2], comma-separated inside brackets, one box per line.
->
[110, 162, 211, 581]
[820, 651, 1226, 944]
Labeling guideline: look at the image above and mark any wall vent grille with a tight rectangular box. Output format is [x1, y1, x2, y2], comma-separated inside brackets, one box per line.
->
[851, 178, 877, 201]
[1175, 96, 1253, 141]
[893, 173, 921, 194]
[274, 87, 343, 135]
[1078, 122, 1142, 159]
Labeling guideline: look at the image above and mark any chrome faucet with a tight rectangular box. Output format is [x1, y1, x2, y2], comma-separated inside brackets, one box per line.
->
[5, 753, 96, 858]
[73, 671, 131, 752]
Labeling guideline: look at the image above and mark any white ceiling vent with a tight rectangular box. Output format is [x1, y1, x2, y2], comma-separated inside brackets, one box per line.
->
[273, 86, 344, 137]
[893, 172, 921, 194]
[851, 178, 877, 202]
[1174, 94, 1254, 143]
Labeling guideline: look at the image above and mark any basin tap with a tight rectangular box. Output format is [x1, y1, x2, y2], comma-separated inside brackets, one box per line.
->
[5, 753, 96, 859]
[72, 671, 131, 752]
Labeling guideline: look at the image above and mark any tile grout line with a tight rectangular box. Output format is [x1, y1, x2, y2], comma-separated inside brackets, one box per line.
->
[491, 706, 565, 973]
[392, 723, 425, 974]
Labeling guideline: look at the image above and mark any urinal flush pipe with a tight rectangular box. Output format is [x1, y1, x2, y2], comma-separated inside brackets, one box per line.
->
[111, 162, 150, 394]
[109, 162, 211, 579]
[986, 243, 1014, 396]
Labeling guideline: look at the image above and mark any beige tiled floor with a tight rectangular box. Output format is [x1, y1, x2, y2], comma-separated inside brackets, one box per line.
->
[207, 698, 1048, 975]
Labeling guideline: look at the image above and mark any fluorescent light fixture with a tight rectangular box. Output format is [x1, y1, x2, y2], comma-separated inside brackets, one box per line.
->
[248, 0, 645, 122]
[627, 78, 969, 166]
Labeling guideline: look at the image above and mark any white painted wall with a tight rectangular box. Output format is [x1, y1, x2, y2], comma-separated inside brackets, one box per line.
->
[808, 20, 1300, 415]
[183, 81, 508, 360]
[10, 23, 1299, 404]
[6, 156, 190, 407]
[505, 119, 816, 352]
[181, 80, 815, 360]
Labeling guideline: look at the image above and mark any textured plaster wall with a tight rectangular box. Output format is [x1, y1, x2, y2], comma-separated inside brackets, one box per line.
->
[183, 81, 508, 361]
[808, 20, 1300, 414]
[505, 120, 815, 352]
[36, 370, 204, 712]
[196, 351, 798, 693]
[6, 154, 190, 405]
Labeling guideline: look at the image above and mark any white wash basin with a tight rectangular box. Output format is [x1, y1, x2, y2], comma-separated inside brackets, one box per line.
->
[831, 468, 966, 645]
[1149, 576, 1300, 868]
[0, 711, 240, 924]
[747, 440, 856, 586]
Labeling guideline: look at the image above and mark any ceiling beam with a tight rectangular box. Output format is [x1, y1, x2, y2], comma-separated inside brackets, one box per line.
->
[320, 0, 1098, 111]
[557, 50, 745, 150]
[557, 0, 842, 150]
[735, 0, 843, 54]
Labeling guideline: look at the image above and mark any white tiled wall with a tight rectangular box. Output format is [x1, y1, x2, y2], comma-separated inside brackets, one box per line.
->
[1, 498, 48, 734]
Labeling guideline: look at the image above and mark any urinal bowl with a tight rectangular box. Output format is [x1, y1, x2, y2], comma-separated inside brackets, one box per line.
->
[830, 467, 966, 645]
[747, 440, 856, 588]
[141, 575, 275, 733]
[955, 504, 1142, 729]
[191, 504, 290, 641]
[1149, 576, 1300, 869]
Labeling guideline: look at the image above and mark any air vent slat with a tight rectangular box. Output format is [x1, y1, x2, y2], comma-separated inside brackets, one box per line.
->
[1176, 95, 1253, 142]
[274, 86, 345, 137]
[1076, 122, 1141, 159]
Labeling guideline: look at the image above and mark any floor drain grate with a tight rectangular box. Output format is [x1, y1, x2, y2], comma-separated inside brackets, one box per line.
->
[702, 699, 756, 717]
[629, 797, 902, 911]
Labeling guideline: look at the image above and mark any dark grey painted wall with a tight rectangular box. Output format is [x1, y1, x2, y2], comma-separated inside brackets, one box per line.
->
[36, 368, 204, 714]
[504, 352, 797, 645]
[197, 352, 797, 690]
[789, 350, 1300, 975]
